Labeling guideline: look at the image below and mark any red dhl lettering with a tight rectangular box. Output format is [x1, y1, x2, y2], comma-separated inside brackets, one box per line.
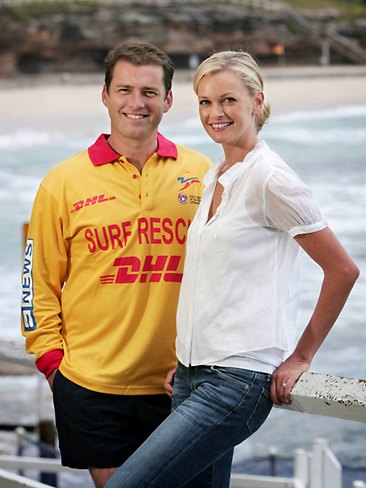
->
[71, 194, 116, 213]
[85, 217, 190, 253]
[100, 255, 183, 284]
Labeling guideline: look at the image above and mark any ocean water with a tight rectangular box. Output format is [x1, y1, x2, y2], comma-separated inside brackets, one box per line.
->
[1, 103, 366, 485]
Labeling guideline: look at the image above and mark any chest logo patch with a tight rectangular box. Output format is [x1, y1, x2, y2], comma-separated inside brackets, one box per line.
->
[177, 176, 201, 205]
[178, 176, 201, 191]
[178, 193, 188, 204]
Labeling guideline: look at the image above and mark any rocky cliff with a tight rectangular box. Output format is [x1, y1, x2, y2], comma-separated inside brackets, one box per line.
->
[0, 1, 365, 76]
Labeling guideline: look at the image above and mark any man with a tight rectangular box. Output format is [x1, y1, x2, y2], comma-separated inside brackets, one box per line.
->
[21, 42, 211, 488]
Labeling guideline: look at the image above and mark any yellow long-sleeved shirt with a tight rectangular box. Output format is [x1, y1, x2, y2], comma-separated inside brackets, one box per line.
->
[21, 133, 211, 395]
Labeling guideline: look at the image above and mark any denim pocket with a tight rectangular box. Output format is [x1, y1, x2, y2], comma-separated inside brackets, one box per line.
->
[210, 366, 253, 389]
[247, 385, 273, 435]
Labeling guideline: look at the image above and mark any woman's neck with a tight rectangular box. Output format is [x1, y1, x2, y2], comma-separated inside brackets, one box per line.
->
[223, 138, 258, 167]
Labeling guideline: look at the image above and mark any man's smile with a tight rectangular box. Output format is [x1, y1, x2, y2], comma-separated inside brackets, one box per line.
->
[124, 113, 148, 119]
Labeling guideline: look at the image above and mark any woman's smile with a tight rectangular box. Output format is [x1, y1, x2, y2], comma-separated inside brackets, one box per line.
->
[210, 121, 233, 131]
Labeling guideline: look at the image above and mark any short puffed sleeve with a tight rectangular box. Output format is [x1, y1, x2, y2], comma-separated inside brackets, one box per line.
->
[264, 168, 327, 237]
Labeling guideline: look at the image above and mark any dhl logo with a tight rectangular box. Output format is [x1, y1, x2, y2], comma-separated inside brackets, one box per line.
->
[71, 194, 116, 213]
[100, 255, 182, 284]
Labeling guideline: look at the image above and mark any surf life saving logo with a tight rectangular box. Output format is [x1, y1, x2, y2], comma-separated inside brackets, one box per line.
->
[177, 176, 201, 205]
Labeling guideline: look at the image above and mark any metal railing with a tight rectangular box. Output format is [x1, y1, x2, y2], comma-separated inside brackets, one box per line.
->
[0, 439, 339, 488]
[0, 469, 50, 487]
[1, 438, 366, 487]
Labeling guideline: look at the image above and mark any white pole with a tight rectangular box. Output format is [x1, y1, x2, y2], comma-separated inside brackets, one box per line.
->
[294, 448, 308, 485]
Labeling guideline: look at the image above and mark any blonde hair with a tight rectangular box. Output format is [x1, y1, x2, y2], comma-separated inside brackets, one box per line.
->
[193, 51, 270, 132]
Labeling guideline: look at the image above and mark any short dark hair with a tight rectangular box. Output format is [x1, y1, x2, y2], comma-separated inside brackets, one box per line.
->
[104, 41, 175, 97]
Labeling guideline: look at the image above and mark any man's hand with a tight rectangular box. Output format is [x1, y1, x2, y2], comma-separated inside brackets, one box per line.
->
[47, 369, 58, 390]
[163, 367, 177, 398]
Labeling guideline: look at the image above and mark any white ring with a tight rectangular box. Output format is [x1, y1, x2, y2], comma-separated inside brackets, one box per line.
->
[281, 382, 287, 388]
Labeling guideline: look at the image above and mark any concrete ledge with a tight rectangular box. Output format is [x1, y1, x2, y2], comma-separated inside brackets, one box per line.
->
[280, 372, 366, 423]
[0, 340, 35, 375]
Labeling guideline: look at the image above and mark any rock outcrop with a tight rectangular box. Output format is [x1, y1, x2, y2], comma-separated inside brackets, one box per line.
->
[0, 1, 365, 76]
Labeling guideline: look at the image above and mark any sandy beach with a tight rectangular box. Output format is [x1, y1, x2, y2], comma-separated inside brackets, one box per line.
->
[1, 65, 366, 132]
[1, 63, 366, 375]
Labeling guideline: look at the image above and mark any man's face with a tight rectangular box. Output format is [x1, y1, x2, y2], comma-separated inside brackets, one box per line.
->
[102, 60, 172, 143]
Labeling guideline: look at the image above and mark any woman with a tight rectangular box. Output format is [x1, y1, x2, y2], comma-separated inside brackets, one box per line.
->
[106, 51, 359, 488]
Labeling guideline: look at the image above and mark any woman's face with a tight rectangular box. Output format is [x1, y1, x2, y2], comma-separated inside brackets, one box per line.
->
[197, 69, 263, 150]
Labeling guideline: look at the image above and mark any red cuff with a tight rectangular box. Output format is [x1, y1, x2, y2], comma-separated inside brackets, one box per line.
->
[36, 350, 64, 378]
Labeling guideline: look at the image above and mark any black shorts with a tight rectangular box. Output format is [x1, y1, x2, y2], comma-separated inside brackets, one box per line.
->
[52, 370, 171, 469]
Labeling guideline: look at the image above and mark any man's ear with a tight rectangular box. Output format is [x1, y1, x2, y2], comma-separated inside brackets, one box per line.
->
[101, 84, 108, 108]
[164, 90, 173, 113]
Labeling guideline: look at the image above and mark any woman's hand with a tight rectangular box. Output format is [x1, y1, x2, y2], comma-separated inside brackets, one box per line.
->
[163, 367, 177, 398]
[270, 355, 310, 405]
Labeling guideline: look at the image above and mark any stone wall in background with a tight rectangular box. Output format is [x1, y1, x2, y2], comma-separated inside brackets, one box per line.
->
[0, 1, 365, 76]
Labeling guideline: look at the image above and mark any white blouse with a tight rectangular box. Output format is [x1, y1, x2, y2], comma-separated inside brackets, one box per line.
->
[176, 140, 327, 369]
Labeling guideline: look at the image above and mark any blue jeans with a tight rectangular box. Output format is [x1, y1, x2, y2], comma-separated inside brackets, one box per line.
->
[106, 363, 273, 488]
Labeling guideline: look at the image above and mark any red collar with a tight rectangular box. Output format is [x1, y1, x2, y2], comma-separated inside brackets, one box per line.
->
[88, 133, 178, 166]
